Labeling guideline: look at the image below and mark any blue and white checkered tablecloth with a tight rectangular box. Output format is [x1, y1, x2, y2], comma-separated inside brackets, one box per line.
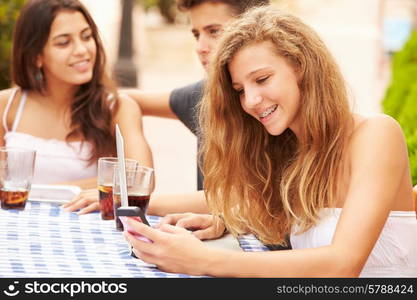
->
[0, 201, 268, 277]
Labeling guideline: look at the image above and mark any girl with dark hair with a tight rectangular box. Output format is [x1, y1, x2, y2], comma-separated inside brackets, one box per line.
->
[0, 0, 153, 195]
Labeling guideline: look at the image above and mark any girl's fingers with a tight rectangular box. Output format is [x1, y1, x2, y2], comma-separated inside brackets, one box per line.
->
[126, 218, 162, 242]
[157, 213, 192, 228]
[124, 231, 155, 253]
[77, 202, 100, 215]
[176, 216, 209, 230]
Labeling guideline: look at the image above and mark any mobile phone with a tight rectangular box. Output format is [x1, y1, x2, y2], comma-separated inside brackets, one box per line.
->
[116, 207, 152, 258]
[116, 206, 149, 226]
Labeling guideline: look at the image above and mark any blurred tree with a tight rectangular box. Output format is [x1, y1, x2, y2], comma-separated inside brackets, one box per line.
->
[157, 0, 176, 23]
[382, 30, 417, 184]
[141, 0, 176, 23]
[0, 0, 25, 89]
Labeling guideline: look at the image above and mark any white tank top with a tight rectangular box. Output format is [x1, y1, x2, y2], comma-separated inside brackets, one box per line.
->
[290, 208, 417, 277]
[2, 88, 97, 184]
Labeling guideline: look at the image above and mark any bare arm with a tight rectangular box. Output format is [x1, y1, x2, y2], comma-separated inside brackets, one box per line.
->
[125, 115, 413, 277]
[115, 93, 153, 167]
[147, 190, 208, 216]
[120, 89, 176, 119]
[0, 88, 14, 147]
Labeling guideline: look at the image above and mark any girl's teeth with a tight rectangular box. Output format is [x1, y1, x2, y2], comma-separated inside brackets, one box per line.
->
[73, 61, 87, 66]
[260, 105, 277, 118]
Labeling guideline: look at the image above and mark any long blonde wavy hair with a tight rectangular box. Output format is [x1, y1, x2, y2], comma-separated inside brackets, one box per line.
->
[199, 7, 353, 245]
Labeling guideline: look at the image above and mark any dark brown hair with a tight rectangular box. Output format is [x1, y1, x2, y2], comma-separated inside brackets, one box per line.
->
[177, 0, 270, 15]
[12, 0, 118, 164]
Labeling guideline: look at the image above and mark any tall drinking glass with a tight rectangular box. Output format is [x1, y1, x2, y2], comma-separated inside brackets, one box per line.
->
[0, 147, 36, 210]
[97, 157, 138, 220]
[113, 165, 154, 231]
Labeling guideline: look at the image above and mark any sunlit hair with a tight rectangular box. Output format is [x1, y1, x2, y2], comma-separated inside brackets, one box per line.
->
[176, 0, 270, 15]
[12, 0, 118, 164]
[199, 6, 353, 245]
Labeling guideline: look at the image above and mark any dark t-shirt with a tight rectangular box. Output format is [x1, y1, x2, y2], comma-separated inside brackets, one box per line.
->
[169, 80, 204, 190]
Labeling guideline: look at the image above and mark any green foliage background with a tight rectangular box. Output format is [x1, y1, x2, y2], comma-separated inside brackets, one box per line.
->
[382, 30, 417, 184]
[0, 0, 25, 90]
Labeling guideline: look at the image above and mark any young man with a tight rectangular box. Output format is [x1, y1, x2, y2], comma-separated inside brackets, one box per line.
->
[64, 0, 270, 216]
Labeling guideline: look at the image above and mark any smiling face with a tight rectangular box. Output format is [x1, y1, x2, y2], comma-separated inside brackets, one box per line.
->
[229, 41, 302, 137]
[37, 10, 96, 89]
[189, 2, 235, 70]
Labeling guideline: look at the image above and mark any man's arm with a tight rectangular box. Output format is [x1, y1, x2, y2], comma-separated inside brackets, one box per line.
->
[147, 190, 208, 216]
[115, 94, 153, 167]
[121, 89, 176, 119]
